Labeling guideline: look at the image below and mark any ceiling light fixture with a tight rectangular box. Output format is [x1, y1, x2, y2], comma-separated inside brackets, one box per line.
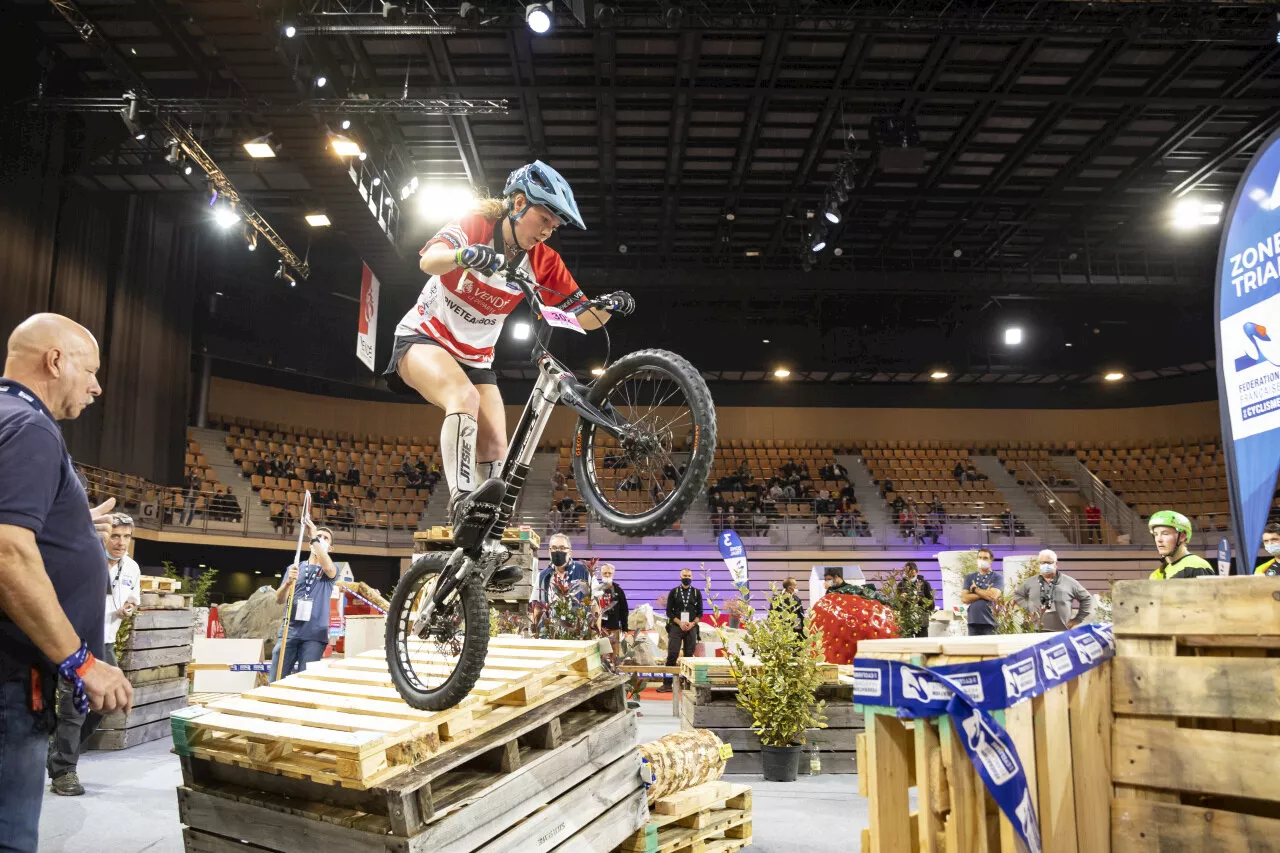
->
[341, 119, 351, 130]
[930, 371, 949, 380]
[1004, 327, 1023, 346]
[315, 76, 328, 88]
[245, 228, 258, 251]
[773, 368, 791, 379]
[525, 3, 552, 33]
[242, 134, 278, 159]
[512, 321, 531, 340]
[1103, 371, 1125, 382]
[284, 24, 297, 38]
[305, 213, 331, 227]
[329, 133, 362, 158]
[212, 202, 240, 230]
[1172, 198, 1223, 229]
[823, 198, 842, 224]
[418, 184, 476, 222]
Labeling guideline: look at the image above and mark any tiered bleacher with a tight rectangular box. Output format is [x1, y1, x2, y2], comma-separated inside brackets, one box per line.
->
[861, 441, 1009, 523]
[1077, 436, 1231, 530]
[211, 414, 439, 531]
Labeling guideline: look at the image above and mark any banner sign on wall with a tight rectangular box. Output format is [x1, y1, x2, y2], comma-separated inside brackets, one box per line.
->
[1215, 127, 1280, 574]
[718, 530, 750, 601]
[356, 263, 380, 371]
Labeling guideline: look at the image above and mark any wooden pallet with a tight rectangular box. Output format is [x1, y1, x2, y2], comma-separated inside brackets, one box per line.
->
[172, 637, 602, 789]
[87, 677, 189, 750]
[412, 530, 538, 605]
[141, 575, 183, 593]
[679, 655, 840, 686]
[617, 781, 752, 853]
[1110, 577, 1280, 853]
[414, 526, 541, 549]
[679, 682, 860, 775]
[179, 674, 645, 853]
[855, 633, 1113, 853]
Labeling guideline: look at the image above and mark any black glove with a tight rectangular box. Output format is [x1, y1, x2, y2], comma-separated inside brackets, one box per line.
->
[455, 244, 502, 275]
[595, 290, 635, 317]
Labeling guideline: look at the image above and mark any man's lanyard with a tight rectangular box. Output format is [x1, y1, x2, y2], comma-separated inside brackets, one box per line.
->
[296, 563, 319, 599]
[673, 586, 696, 609]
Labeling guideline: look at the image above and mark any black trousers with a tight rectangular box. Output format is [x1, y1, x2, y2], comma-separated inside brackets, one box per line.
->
[663, 624, 698, 687]
[967, 624, 997, 636]
[47, 645, 115, 778]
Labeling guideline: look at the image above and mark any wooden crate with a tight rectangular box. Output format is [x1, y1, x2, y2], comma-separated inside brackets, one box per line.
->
[88, 606, 195, 750]
[1110, 576, 1280, 852]
[179, 674, 648, 853]
[615, 780, 753, 853]
[856, 633, 1113, 853]
[679, 682, 861, 775]
[678, 655, 841, 687]
[172, 637, 603, 789]
[141, 575, 183, 593]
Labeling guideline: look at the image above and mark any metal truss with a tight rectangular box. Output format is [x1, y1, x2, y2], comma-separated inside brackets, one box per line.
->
[35, 96, 509, 117]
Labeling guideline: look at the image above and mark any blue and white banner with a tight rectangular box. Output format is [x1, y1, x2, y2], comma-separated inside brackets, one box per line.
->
[853, 625, 1116, 853]
[718, 530, 749, 600]
[1216, 128, 1280, 574]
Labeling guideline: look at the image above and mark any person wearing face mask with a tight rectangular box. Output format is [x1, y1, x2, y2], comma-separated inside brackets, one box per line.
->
[269, 518, 339, 682]
[822, 567, 863, 596]
[960, 546, 1003, 636]
[1255, 522, 1280, 575]
[1012, 549, 1094, 632]
[538, 533, 589, 604]
[594, 564, 629, 653]
[657, 568, 702, 694]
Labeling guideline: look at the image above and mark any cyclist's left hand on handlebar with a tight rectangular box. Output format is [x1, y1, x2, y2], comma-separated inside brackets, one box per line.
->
[594, 290, 635, 317]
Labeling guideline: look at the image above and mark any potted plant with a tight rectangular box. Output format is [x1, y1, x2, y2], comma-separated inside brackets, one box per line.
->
[726, 585, 828, 782]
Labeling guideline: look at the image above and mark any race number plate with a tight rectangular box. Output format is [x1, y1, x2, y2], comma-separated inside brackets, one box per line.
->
[541, 306, 587, 334]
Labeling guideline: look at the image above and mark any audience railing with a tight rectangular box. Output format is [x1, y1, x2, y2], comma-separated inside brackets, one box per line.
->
[1020, 463, 1081, 544]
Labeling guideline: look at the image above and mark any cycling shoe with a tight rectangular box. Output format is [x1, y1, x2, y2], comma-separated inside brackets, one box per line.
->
[449, 477, 506, 551]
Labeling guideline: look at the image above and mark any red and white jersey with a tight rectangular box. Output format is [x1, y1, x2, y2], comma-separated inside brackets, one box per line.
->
[395, 214, 585, 368]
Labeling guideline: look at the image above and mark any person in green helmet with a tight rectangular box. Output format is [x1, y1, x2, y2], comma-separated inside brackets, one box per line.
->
[1148, 510, 1217, 580]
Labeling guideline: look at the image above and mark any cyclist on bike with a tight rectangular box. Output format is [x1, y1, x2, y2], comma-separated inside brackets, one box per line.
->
[1148, 510, 1217, 579]
[384, 161, 634, 558]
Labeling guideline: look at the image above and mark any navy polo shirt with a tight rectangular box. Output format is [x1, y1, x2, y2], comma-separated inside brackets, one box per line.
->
[279, 561, 336, 645]
[0, 380, 107, 680]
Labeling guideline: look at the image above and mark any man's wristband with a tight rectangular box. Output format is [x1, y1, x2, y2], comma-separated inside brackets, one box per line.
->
[309, 537, 321, 544]
[58, 642, 94, 714]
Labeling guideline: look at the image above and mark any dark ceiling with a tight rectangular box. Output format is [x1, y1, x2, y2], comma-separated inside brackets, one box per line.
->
[9, 0, 1278, 398]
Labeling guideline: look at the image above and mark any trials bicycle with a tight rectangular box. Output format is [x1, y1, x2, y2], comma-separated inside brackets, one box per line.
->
[386, 262, 717, 710]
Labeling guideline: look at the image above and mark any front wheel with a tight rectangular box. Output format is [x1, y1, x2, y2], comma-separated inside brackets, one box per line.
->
[573, 348, 716, 536]
[386, 553, 489, 711]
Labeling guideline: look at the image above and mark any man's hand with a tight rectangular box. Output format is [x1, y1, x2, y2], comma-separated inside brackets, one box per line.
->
[302, 516, 316, 539]
[91, 498, 116, 536]
[114, 601, 136, 619]
[285, 565, 299, 585]
[82, 660, 133, 714]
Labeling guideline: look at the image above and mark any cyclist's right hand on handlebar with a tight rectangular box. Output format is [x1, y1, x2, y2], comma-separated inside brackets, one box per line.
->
[455, 245, 503, 275]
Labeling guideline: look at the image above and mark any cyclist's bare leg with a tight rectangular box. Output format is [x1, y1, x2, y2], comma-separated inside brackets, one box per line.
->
[475, 384, 508, 482]
[396, 343, 480, 500]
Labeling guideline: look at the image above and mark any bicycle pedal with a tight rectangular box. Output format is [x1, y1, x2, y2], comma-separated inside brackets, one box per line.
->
[450, 478, 506, 550]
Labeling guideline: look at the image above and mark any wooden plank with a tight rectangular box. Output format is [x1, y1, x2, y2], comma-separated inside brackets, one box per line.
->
[1111, 799, 1280, 853]
[552, 785, 649, 853]
[857, 733, 868, 798]
[867, 710, 914, 853]
[1068, 664, 1111, 853]
[471, 752, 642, 853]
[940, 715, 982, 853]
[178, 786, 409, 853]
[1112, 577, 1280, 638]
[208, 697, 423, 736]
[1113, 655, 1280, 721]
[913, 716, 943, 853]
[1033, 682, 1079, 853]
[172, 706, 387, 753]
[134, 608, 195, 630]
[124, 626, 194, 650]
[99, 695, 187, 729]
[652, 781, 751, 817]
[711, 726, 860, 753]
[1112, 717, 1280, 803]
[85, 718, 172, 750]
[249, 685, 447, 723]
[1112, 637, 1179, 805]
[184, 827, 278, 853]
[129, 663, 186, 685]
[119, 644, 193, 671]
[122, 677, 188, 706]
[998, 700, 1038, 853]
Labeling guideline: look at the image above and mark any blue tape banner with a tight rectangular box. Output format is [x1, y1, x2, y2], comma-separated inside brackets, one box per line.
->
[1215, 127, 1280, 573]
[227, 663, 271, 672]
[852, 625, 1116, 853]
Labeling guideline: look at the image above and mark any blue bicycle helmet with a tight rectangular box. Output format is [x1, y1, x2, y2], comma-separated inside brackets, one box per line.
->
[503, 160, 586, 230]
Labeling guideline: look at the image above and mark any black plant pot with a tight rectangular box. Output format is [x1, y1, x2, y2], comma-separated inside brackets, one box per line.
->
[761, 744, 801, 782]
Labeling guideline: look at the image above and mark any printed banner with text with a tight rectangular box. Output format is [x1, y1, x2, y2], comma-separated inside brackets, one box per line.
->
[357, 263, 380, 371]
[1216, 127, 1280, 573]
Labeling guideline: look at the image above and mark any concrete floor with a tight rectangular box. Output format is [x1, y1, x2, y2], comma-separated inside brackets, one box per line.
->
[35, 700, 866, 853]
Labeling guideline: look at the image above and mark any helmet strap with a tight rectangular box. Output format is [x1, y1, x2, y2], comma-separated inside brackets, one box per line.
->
[504, 197, 531, 255]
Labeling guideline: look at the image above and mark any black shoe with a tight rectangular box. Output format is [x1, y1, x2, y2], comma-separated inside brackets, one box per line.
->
[51, 771, 84, 796]
[655, 684, 673, 694]
[486, 564, 523, 591]
[450, 478, 506, 551]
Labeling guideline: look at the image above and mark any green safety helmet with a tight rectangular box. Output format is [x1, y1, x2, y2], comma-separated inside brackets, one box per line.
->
[1148, 510, 1192, 540]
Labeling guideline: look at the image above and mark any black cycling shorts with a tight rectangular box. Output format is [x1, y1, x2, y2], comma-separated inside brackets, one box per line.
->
[383, 334, 498, 395]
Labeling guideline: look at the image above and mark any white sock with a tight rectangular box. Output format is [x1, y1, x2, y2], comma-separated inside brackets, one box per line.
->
[441, 413, 478, 498]
[480, 460, 503, 482]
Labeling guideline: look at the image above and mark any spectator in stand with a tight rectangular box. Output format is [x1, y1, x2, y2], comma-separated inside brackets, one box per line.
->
[879, 476, 894, 499]
[270, 454, 287, 478]
[1013, 549, 1094, 631]
[323, 484, 339, 506]
[595, 564, 629, 653]
[255, 458, 270, 478]
[1084, 503, 1102, 544]
[961, 547, 1002, 636]
[548, 505, 563, 534]
[182, 470, 201, 526]
[345, 466, 360, 487]
[657, 568, 702, 694]
[364, 484, 378, 502]
[272, 504, 297, 537]
[779, 458, 797, 479]
[426, 461, 441, 491]
[820, 459, 848, 482]
[895, 561, 934, 637]
[398, 458, 416, 485]
[415, 458, 428, 478]
[322, 464, 336, 485]
[953, 461, 965, 486]
[551, 469, 566, 491]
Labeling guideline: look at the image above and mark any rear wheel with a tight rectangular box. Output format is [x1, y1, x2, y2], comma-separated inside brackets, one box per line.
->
[572, 348, 716, 536]
[385, 553, 489, 711]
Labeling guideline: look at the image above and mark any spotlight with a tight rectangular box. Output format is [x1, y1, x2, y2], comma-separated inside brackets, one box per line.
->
[372, 176, 381, 186]
[305, 213, 331, 227]
[284, 24, 297, 38]
[212, 202, 240, 229]
[1172, 198, 1223, 229]
[590, 367, 605, 376]
[618, 244, 628, 253]
[811, 224, 828, 252]
[1004, 327, 1023, 346]
[183, 164, 193, 176]
[930, 371, 949, 380]
[341, 119, 351, 130]
[330, 133, 362, 157]
[833, 247, 843, 256]
[242, 134, 278, 159]
[316, 76, 328, 88]
[812, 238, 827, 252]
[417, 184, 476, 222]
[400, 176, 420, 200]
[525, 3, 552, 33]
[1104, 372, 1125, 382]
[460, 2, 483, 25]
[823, 199, 842, 225]
[512, 321, 531, 340]
[594, 3, 616, 25]
[275, 260, 297, 285]
[953, 248, 963, 258]
[358, 151, 368, 161]
[664, 2, 683, 28]
[773, 368, 791, 379]
[244, 228, 258, 252]
[163, 139, 181, 166]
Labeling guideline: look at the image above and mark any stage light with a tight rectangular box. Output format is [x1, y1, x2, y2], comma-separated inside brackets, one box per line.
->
[164, 139, 181, 166]
[1004, 327, 1023, 346]
[930, 371, 949, 380]
[245, 228, 258, 251]
[1172, 198, 1222, 229]
[591, 367, 605, 376]
[305, 213, 331, 227]
[242, 134, 278, 159]
[512, 321, 531, 340]
[460, 2, 483, 25]
[418, 184, 476, 222]
[284, 24, 297, 38]
[183, 164, 193, 176]
[341, 119, 351, 130]
[372, 176, 381, 186]
[594, 3, 616, 25]
[525, 3, 552, 33]
[773, 368, 791, 379]
[212, 203, 240, 229]
[664, 2, 683, 28]
[1104, 371, 1125, 382]
[823, 199, 842, 224]
[330, 133, 362, 157]
[400, 176, 420, 200]
[315, 76, 328, 88]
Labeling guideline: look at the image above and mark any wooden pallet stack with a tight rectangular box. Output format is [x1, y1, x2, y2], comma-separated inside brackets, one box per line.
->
[88, 587, 195, 750]
[677, 656, 860, 775]
[615, 780, 753, 853]
[174, 637, 649, 853]
[855, 633, 1113, 853]
[1110, 576, 1280, 851]
[414, 527, 538, 609]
